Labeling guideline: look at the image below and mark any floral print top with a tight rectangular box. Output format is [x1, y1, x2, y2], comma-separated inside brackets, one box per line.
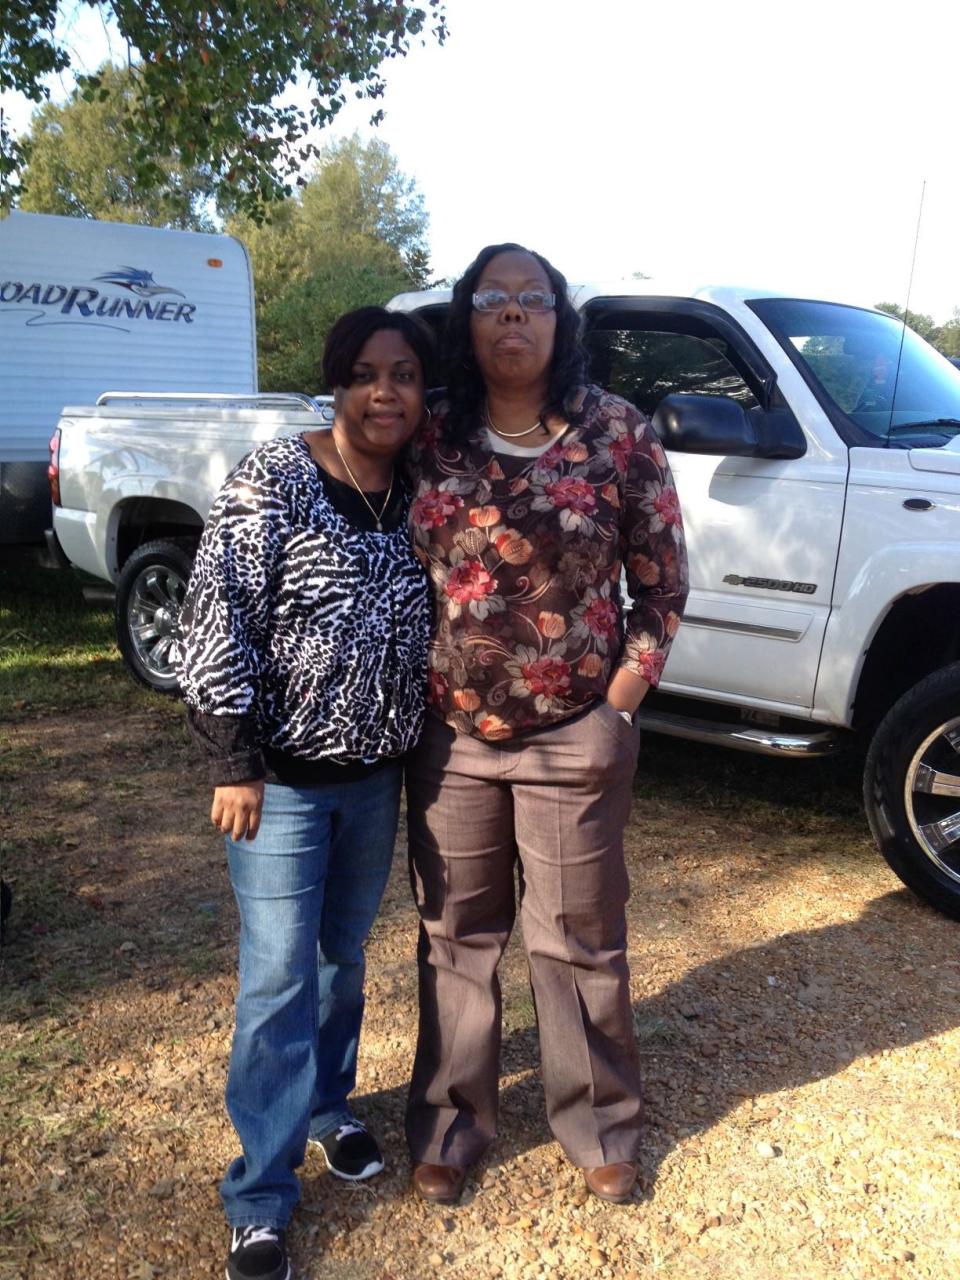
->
[407, 385, 689, 741]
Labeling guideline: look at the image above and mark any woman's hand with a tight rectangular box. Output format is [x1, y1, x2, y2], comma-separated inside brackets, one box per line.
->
[211, 782, 265, 841]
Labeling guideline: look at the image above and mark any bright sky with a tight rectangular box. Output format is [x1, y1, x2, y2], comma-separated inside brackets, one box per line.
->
[4, 0, 959, 319]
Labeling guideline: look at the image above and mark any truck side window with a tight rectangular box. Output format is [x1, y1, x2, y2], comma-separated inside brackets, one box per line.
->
[584, 329, 759, 420]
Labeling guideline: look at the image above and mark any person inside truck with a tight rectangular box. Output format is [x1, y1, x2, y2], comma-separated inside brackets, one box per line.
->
[177, 306, 434, 1280]
[402, 244, 689, 1207]
[853, 350, 896, 414]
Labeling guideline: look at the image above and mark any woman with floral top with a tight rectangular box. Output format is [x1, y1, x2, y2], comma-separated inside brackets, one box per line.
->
[404, 244, 689, 1207]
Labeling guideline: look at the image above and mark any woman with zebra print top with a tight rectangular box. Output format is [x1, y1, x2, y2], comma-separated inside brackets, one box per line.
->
[176, 307, 434, 1280]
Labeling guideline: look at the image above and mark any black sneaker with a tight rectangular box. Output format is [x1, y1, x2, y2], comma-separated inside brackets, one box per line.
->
[226, 1226, 290, 1280]
[310, 1120, 384, 1181]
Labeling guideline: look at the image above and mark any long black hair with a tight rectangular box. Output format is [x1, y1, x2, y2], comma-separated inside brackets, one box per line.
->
[442, 243, 586, 434]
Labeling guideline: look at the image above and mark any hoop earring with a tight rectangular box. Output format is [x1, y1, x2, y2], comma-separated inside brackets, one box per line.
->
[423, 406, 433, 426]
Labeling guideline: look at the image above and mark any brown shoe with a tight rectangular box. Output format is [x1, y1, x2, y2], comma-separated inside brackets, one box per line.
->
[583, 1161, 637, 1203]
[412, 1161, 467, 1204]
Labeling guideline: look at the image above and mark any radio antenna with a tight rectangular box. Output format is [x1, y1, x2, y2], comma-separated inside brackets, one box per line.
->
[887, 179, 926, 442]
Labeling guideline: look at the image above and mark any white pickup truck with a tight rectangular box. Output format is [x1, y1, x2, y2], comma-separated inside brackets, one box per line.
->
[50, 283, 960, 920]
[49, 388, 332, 673]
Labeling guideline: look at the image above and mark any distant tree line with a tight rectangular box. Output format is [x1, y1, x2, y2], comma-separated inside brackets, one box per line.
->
[875, 302, 960, 358]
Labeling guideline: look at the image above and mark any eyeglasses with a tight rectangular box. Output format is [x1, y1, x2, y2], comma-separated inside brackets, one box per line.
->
[471, 289, 556, 314]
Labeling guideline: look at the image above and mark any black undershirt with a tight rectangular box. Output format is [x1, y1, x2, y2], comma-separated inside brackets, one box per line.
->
[314, 458, 406, 535]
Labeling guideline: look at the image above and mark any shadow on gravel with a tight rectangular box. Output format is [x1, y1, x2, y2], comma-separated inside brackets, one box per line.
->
[5, 706, 954, 1224]
[0, 716, 866, 1019]
[635, 733, 870, 856]
[351, 887, 956, 1194]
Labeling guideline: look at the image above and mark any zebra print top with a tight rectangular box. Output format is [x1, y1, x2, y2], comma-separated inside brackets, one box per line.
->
[176, 434, 431, 778]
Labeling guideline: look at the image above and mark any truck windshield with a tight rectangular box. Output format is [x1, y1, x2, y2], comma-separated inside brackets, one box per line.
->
[750, 298, 960, 446]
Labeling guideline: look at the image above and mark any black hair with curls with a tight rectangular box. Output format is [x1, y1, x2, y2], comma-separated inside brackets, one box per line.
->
[441, 243, 586, 436]
[322, 306, 436, 390]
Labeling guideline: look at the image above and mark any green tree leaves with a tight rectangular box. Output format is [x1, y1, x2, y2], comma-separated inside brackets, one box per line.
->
[1, 1, 71, 199]
[229, 133, 432, 392]
[17, 64, 217, 229]
[255, 249, 414, 392]
[937, 310, 960, 359]
[2, 1, 447, 218]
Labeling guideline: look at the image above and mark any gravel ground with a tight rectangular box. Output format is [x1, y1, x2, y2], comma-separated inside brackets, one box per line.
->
[2, 706, 960, 1280]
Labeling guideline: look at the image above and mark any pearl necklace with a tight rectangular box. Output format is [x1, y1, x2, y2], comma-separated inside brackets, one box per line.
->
[333, 436, 393, 531]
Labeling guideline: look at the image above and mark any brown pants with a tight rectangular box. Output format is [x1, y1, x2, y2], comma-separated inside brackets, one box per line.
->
[405, 703, 644, 1168]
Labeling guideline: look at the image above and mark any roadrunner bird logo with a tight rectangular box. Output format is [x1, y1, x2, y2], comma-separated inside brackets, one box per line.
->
[93, 267, 185, 298]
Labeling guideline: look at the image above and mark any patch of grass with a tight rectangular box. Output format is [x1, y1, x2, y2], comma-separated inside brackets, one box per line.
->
[90, 1104, 112, 1131]
[503, 990, 536, 1034]
[0, 848, 130, 1017]
[0, 981, 68, 1025]
[183, 941, 225, 976]
[43, 943, 125, 987]
[0, 565, 155, 713]
[0, 742, 45, 779]
[0, 857, 89, 934]
[17, 1108, 85, 1142]
[27, 830, 63, 850]
[0, 1204, 26, 1233]
[633, 1012, 682, 1048]
[0, 1027, 85, 1072]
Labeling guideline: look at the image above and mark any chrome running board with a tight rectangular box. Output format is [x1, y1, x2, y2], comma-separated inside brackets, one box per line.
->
[635, 708, 840, 757]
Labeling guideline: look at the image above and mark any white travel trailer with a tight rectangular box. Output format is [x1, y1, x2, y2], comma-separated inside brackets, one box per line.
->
[0, 210, 257, 544]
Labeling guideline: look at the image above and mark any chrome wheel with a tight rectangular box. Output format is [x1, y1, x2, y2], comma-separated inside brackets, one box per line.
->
[115, 539, 196, 694]
[905, 715, 960, 884]
[125, 563, 186, 683]
[865, 663, 960, 919]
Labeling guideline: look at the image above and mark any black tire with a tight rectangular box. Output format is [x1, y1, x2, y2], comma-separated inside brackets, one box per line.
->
[864, 662, 960, 919]
[115, 538, 196, 694]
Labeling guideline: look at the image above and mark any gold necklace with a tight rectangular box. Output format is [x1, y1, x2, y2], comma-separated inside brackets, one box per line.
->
[333, 436, 394, 531]
[485, 403, 547, 439]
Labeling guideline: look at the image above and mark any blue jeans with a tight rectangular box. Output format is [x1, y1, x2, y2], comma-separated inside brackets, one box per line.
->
[220, 765, 401, 1228]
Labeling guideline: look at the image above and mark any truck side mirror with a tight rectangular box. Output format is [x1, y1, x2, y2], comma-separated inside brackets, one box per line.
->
[652, 393, 805, 459]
